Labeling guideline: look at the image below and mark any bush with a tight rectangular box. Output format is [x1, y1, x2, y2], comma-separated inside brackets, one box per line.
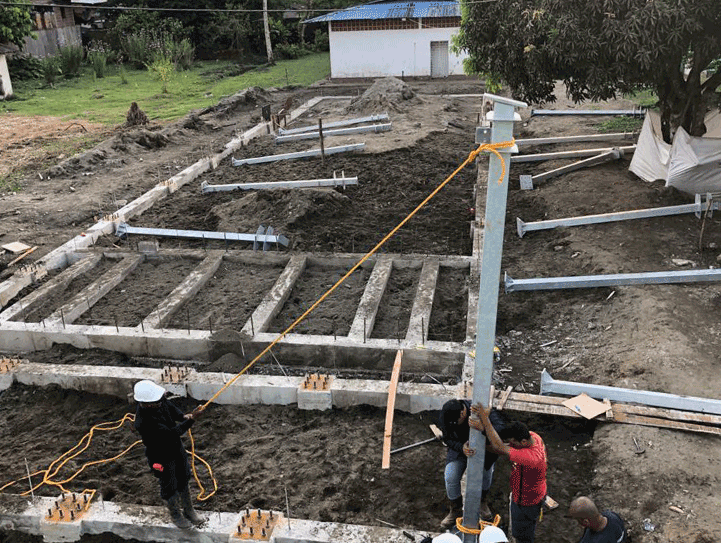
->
[313, 30, 329, 52]
[7, 53, 43, 81]
[86, 40, 109, 78]
[146, 55, 174, 93]
[41, 55, 62, 86]
[169, 38, 194, 71]
[58, 45, 83, 78]
[275, 43, 312, 60]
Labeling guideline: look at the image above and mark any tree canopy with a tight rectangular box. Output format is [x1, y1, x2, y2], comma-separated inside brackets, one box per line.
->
[456, 0, 721, 141]
[0, 3, 34, 47]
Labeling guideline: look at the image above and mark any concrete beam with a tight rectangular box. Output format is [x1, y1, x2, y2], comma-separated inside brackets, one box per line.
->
[0, 255, 102, 323]
[45, 255, 144, 326]
[241, 255, 307, 336]
[348, 256, 393, 341]
[142, 251, 224, 329]
[405, 259, 439, 343]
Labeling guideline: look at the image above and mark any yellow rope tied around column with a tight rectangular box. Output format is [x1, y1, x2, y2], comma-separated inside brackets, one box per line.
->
[456, 513, 502, 534]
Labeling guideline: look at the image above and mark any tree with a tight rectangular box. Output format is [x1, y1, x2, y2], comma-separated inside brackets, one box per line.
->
[262, 0, 274, 64]
[455, 0, 721, 142]
[0, 3, 34, 47]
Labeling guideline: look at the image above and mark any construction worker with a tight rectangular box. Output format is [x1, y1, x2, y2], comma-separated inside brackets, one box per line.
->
[438, 399, 504, 529]
[470, 406, 546, 543]
[567, 496, 626, 543]
[133, 380, 205, 529]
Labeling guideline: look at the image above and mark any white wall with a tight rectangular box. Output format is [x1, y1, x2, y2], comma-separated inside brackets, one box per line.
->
[329, 25, 468, 78]
[0, 54, 13, 99]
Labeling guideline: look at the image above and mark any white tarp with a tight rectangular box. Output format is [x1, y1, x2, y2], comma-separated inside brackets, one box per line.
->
[629, 109, 721, 195]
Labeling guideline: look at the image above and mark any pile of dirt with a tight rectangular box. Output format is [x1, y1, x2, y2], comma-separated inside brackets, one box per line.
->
[346, 77, 421, 114]
[198, 86, 271, 117]
[125, 102, 149, 127]
[210, 187, 351, 238]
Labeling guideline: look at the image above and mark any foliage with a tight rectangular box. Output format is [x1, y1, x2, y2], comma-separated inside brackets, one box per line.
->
[1, 54, 330, 124]
[40, 55, 61, 87]
[146, 55, 175, 93]
[7, 53, 43, 81]
[86, 41, 110, 78]
[275, 43, 312, 60]
[58, 45, 84, 79]
[597, 116, 644, 134]
[0, 3, 34, 47]
[456, 0, 721, 141]
[313, 30, 329, 52]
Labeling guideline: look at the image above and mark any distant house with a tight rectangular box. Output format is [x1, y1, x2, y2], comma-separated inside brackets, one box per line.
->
[23, 0, 106, 58]
[304, 0, 468, 79]
[0, 43, 19, 99]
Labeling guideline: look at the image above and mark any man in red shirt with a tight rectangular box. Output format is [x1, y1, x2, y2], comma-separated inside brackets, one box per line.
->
[471, 406, 546, 543]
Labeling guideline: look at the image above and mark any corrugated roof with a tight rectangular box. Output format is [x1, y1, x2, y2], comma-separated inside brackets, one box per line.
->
[305, 1, 459, 23]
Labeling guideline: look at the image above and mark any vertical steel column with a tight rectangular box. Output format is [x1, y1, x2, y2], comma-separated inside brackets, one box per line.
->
[463, 94, 526, 542]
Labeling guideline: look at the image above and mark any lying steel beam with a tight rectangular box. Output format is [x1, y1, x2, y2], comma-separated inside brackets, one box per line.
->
[540, 369, 721, 415]
[515, 133, 637, 146]
[530, 108, 646, 117]
[277, 113, 390, 135]
[516, 198, 718, 237]
[275, 123, 392, 143]
[511, 145, 636, 163]
[519, 149, 622, 189]
[201, 176, 359, 193]
[115, 223, 289, 248]
[232, 143, 365, 166]
[504, 268, 721, 292]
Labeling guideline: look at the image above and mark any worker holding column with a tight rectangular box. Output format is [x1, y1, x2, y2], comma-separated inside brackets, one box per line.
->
[133, 380, 206, 529]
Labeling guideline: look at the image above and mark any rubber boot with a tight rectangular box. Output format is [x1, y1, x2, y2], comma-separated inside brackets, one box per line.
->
[440, 497, 463, 530]
[166, 493, 193, 529]
[180, 486, 206, 526]
[480, 490, 492, 520]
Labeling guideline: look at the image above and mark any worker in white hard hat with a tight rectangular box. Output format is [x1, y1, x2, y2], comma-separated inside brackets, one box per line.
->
[133, 380, 205, 529]
[478, 526, 509, 543]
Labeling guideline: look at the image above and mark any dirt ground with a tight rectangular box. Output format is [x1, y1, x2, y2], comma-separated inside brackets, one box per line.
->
[1, 77, 721, 542]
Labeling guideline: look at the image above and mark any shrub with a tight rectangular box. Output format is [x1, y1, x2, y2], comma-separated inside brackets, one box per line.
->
[275, 43, 311, 60]
[7, 53, 43, 81]
[168, 38, 194, 71]
[58, 45, 83, 78]
[41, 55, 62, 86]
[313, 30, 329, 52]
[86, 40, 109, 78]
[146, 55, 174, 93]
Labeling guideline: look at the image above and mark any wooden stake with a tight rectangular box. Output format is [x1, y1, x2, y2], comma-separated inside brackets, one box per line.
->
[8, 246, 37, 267]
[382, 350, 403, 469]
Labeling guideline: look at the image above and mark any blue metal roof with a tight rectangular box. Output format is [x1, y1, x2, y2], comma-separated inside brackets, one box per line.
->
[305, 1, 460, 23]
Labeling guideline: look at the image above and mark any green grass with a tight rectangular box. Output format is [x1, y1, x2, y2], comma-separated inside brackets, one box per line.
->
[1, 53, 330, 125]
[597, 116, 645, 133]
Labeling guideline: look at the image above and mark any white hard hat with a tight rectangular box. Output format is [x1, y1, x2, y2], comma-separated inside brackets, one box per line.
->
[478, 526, 508, 543]
[432, 534, 462, 543]
[134, 380, 166, 403]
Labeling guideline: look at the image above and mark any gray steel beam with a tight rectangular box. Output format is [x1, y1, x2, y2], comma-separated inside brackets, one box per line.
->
[540, 369, 721, 415]
[275, 123, 392, 143]
[511, 145, 636, 163]
[515, 133, 637, 146]
[277, 113, 390, 135]
[530, 108, 646, 117]
[232, 143, 365, 166]
[516, 199, 717, 237]
[115, 223, 289, 248]
[522, 149, 622, 187]
[505, 268, 721, 292]
[201, 176, 358, 193]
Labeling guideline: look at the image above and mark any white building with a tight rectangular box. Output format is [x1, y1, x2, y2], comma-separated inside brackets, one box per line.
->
[0, 43, 19, 100]
[305, 1, 468, 79]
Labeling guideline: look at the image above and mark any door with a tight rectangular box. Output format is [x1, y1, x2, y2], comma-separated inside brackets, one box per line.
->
[430, 41, 449, 78]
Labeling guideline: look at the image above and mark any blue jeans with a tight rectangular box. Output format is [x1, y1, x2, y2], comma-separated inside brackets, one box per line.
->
[444, 457, 495, 500]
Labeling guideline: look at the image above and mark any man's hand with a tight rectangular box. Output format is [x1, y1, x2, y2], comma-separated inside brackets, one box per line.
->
[468, 416, 483, 431]
[185, 406, 205, 420]
[462, 441, 475, 457]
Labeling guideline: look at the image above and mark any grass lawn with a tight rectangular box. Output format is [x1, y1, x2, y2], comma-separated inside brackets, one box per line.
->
[1, 53, 330, 125]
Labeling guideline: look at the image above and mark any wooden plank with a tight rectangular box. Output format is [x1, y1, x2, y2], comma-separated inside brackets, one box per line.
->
[603, 398, 614, 420]
[430, 424, 443, 440]
[382, 350, 403, 469]
[613, 412, 721, 436]
[497, 386, 513, 410]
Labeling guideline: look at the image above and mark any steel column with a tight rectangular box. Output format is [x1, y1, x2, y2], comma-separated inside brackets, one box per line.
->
[511, 145, 636, 163]
[275, 123, 392, 143]
[505, 268, 721, 292]
[530, 108, 646, 117]
[115, 223, 289, 248]
[277, 113, 390, 135]
[200, 176, 359, 193]
[463, 94, 527, 542]
[231, 143, 365, 166]
[540, 369, 721, 415]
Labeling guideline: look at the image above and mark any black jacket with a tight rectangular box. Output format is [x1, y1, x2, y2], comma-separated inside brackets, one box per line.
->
[439, 400, 505, 468]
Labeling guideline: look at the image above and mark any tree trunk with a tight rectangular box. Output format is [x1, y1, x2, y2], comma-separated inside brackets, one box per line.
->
[263, 0, 274, 65]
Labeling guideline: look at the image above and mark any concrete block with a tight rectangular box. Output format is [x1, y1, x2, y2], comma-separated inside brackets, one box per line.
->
[0, 371, 14, 391]
[137, 240, 159, 254]
[40, 515, 83, 543]
[297, 388, 332, 411]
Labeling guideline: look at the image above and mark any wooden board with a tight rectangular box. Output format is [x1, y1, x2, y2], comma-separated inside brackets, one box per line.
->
[1, 242, 30, 254]
[382, 350, 403, 469]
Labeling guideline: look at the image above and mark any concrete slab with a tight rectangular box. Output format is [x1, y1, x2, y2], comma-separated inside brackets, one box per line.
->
[405, 259, 439, 343]
[348, 256, 393, 342]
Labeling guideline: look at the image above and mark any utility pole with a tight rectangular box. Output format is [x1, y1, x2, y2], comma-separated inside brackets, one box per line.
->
[462, 94, 526, 542]
[263, 0, 274, 65]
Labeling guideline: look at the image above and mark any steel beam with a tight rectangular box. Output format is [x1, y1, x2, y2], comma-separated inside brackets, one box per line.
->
[519, 149, 622, 189]
[115, 223, 289, 248]
[530, 108, 646, 117]
[516, 198, 718, 237]
[200, 176, 358, 193]
[275, 123, 392, 143]
[231, 143, 365, 166]
[511, 145, 636, 163]
[540, 369, 721, 415]
[504, 268, 721, 292]
[277, 113, 390, 135]
[515, 133, 637, 146]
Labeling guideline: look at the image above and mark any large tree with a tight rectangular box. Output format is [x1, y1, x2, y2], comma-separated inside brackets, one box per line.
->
[456, 0, 721, 142]
[0, 3, 34, 47]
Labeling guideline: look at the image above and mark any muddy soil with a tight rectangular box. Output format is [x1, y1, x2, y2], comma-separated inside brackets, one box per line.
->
[0, 383, 595, 542]
[370, 266, 419, 339]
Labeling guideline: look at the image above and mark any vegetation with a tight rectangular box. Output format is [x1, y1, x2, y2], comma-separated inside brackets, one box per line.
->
[1, 53, 330, 124]
[0, 2, 34, 46]
[456, 0, 721, 142]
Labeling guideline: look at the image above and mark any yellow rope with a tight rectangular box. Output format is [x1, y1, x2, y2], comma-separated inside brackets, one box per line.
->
[456, 513, 502, 534]
[0, 138, 514, 503]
